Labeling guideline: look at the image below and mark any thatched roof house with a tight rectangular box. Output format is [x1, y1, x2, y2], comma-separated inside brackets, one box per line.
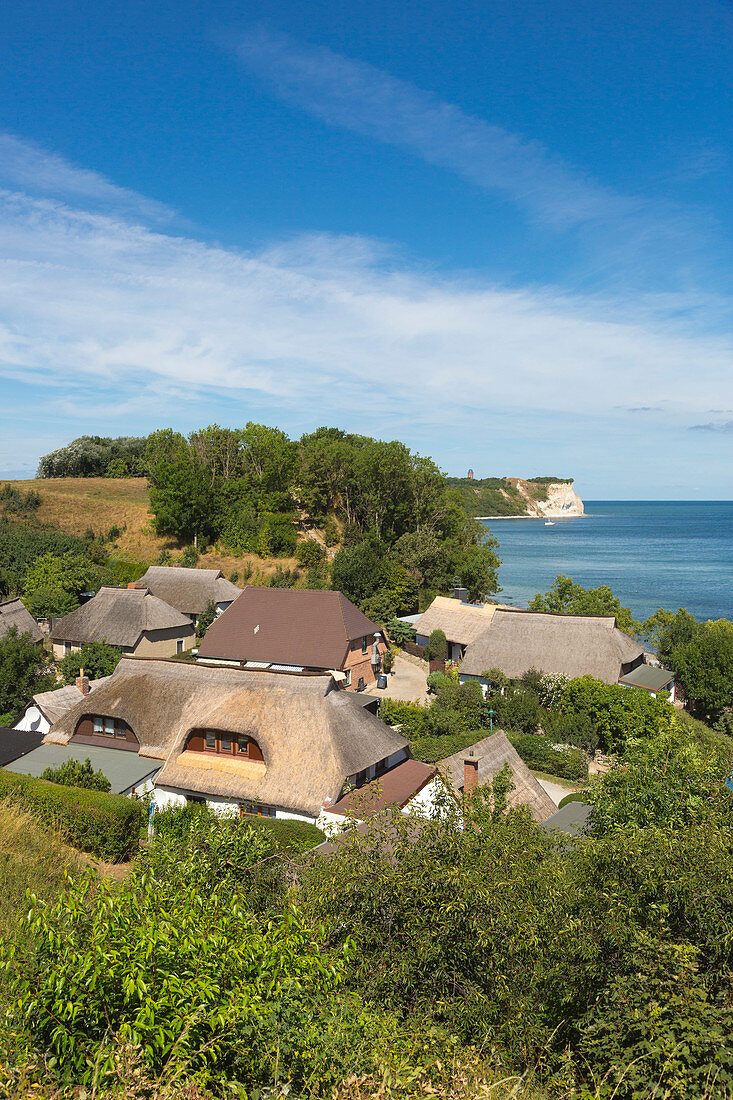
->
[197, 587, 387, 690]
[49, 586, 195, 660]
[439, 731, 556, 822]
[0, 598, 42, 644]
[135, 566, 241, 618]
[459, 610, 643, 685]
[15, 675, 110, 735]
[414, 596, 501, 660]
[46, 657, 409, 820]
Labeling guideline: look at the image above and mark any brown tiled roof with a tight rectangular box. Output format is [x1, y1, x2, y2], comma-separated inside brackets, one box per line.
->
[0, 598, 43, 644]
[197, 587, 381, 669]
[49, 587, 193, 648]
[326, 758, 436, 818]
[135, 567, 241, 615]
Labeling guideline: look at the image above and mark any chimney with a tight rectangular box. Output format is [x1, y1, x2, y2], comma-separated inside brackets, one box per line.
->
[463, 750, 478, 794]
[76, 669, 91, 696]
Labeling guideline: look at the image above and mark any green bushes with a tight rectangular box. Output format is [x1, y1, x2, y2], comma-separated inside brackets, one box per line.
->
[153, 802, 324, 855]
[40, 757, 110, 792]
[507, 733, 588, 781]
[411, 732, 479, 763]
[0, 771, 141, 861]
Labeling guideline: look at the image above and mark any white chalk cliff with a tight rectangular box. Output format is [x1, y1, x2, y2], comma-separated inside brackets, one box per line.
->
[507, 479, 585, 519]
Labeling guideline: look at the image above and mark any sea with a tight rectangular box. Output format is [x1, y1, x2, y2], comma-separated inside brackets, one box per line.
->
[482, 501, 733, 623]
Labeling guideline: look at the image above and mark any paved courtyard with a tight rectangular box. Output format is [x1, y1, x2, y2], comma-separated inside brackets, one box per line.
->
[365, 653, 429, 704]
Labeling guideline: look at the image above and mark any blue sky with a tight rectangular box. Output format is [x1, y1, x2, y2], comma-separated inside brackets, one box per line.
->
[0, 0, 731, 496]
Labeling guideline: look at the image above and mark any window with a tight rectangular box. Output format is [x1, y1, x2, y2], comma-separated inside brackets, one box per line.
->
[361, 635, 367, 653]
[205, 731, 217, 750]
[357, 677, 365, 690]
[344, 669, 351, 687]
[237, 736, 249, 755]
[220, 735, 232, 752]
[92, 715, 128, 739]
[176, 639, 184, 654]
[190, 730, 262, 759]
[239, 801, 276, 818]
[64, 642, 71, 657]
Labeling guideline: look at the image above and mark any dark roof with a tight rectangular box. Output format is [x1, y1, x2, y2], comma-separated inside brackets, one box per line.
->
[618, 665, 675, 692]
[0, 728, 44, 767]
[197, 587, 381, 669]
[460, 610, 644, 685]
[5, 742, 159, 794]
[50, 587, 193, 647]
[327, 758, 436, 818]
[135, 567, 241, 615]
[46, 657, 408, 817]
[540, 801, 592, 837]
[0, 598, 43, 644]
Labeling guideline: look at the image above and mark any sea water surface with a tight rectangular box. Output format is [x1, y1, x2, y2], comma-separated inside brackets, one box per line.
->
[483, 502, 733, 623]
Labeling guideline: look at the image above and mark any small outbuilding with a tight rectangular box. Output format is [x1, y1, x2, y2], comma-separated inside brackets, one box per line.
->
[414, 596, 500, 662]
[618, 664, 676, 702]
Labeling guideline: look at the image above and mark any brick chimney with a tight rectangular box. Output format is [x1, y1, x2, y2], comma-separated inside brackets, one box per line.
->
[463, 750, 478, 794]
[76, 669, 91, 696]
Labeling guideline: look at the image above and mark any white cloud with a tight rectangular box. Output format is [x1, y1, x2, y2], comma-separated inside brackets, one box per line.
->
[0, 134, 731, 481]
[0, 133, 176, 224]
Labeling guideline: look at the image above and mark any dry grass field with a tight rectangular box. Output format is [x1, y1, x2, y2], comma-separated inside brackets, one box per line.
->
[6, 477, 294, 578]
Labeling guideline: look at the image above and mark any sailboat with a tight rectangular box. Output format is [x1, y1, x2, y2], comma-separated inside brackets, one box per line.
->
[544, 520, 555, 526]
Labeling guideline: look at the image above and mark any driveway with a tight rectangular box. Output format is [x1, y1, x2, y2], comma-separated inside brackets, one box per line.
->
[365, 653, 429, 704]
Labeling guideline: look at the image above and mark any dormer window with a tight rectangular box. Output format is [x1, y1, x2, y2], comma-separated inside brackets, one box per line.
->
[185, 729, 263, 761]
[92, 715, 129, 739]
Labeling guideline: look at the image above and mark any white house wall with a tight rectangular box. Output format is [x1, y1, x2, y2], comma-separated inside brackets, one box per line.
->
[152, 784, 317, 824]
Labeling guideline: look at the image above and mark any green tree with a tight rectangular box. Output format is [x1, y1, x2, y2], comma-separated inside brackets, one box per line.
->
[58, 642, 122, 685]
[295, 539, 326, 570]
[41, 757, 111, 793]
[529, 574, 639, 634]
[146, 429, 215, 547]
[330, 540, 385, 605]
[23, 551, 103, 618]
[0, 626, 55, 718]
[195, 599, 218, 641]
[424, 628, 447, 662]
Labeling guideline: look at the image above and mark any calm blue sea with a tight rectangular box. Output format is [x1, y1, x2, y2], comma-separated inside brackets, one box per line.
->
[483, 502, 733, 623]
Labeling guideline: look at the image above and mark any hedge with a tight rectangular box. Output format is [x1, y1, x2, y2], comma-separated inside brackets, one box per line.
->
[410, 732, 478, 764]
[507, 733, 588, 782]
[153, 803, 324, 854]
[0, 770, 142, 862]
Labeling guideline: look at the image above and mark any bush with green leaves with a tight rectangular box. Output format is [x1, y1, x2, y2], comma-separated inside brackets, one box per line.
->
[40, 757, 111, 793]
[323, 515, 339, 546]
[0, 771, 141, 861]
[507, 732, 588, 781]
[58, 641, 122, 685]
[195, 597, 218, 640]
[0, 625, 56, 719]
[424, 628, 447, 663]
[295, 539, 327, 569]
[385, 616, 416, 647]
[557, 675, 675, 754]
[378, 697, 426, 735]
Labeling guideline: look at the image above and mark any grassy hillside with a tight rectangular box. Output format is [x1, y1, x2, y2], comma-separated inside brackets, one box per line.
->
[6, 477, 295, 578]
[447, 475, 571, 517]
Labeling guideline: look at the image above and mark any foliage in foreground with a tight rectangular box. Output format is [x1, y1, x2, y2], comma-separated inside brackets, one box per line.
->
[0, 770, 141, 861]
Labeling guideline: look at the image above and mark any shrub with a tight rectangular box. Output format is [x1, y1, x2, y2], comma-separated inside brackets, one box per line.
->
[0, 771, 141, 861]
[153, 803, 324, 855]
[40, 757, 111, 793]
[382, 648, 395, 673]
[425, 628, 447, 662]
[379, 698, 426, 736]
[324, 516, 339, 546]
[507, 732, 588, 781]
[385, 616, 416, 647]
[58, 641, 122, 684]
[295, 539, 326, 569]
[411, 732, 479, 763]
[195, 598, 218, 640]
[180, 545, 199, 567]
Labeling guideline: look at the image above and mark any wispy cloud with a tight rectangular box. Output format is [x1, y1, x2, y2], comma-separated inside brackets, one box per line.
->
[0, 134, 731, 480]
[226, 27, 714, 286]
[0, 133, 176, 224]
[690, 420, 733, 432]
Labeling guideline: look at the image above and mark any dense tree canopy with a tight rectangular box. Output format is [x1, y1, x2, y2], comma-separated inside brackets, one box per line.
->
[656, 609, 733, 720]
[0, 626, 55, 719]
[529, 573, 639, 634]
[37, 436, 147, 478]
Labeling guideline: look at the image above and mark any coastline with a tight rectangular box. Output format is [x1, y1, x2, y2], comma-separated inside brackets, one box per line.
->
[477, 513, 586, 521]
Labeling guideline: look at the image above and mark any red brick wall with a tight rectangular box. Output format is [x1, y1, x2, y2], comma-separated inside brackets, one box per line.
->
[343, 633, 387, 689]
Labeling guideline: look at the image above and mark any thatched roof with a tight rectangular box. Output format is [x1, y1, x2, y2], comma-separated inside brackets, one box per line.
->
[135, 567, 241, 615]
[32, 676, 110, 725]
[460, 610, 643, 684]
[439, 731, 556, 822]
[0, 598, 43, 644]
[49, 587, 193, 647]
[198, 587, 381, 669]
[46, 657, 408, 817]
[414, 596, 500, 646]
